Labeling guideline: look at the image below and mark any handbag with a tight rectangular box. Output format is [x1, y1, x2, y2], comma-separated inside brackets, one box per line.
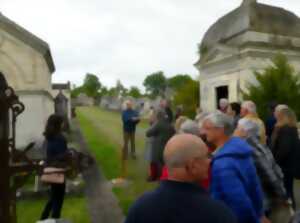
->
[41, 167, 65, 184]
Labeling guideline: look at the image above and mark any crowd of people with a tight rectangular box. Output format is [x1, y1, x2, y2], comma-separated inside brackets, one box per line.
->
[122, 98, 300, 223]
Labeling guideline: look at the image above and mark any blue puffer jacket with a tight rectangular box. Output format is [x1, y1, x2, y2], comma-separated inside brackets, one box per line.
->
[210, 137, 264, 223]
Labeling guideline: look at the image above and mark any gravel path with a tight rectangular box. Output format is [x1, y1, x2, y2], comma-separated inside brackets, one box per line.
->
[73, 120, 124, 223]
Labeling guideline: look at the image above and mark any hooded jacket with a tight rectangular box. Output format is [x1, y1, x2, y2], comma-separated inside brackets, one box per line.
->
[211, 137, 264, 223]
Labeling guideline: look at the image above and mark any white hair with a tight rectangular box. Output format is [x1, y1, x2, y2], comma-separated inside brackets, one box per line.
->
[275, 104, 289, 113]
[242, 101, 257, 114]
[179, 120, 200, 136]
[238, 118, 260, 138]
[204, 112, 234, 136]
[219, 98, 229, 108]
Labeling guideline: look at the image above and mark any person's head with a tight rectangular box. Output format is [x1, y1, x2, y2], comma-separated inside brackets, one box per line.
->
[203, 113, 234, 146]
[179, 120, 200, 136]
[227, 102, 241, 117]
[275, 106, 297, 128]
[125, 100, 133, 110]
[44, 114, 64, 139]
[234, 118, 260, 140]
[219, 98, 229, 111]
[155, 109, 167, 121]
[159, 99, 167, 108]
[241, 100, 257, 117]
[196, 107, 202, 115]
[164, 134, 210, 183]
[274, 104, 289, 120]
[175, 116, 188, 132]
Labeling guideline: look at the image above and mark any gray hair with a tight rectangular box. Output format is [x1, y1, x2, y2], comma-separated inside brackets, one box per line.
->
[179, 120, 200, 136]
[204, 112, 234, 136]
[219, 98, 229, 108]
[275, 104, 289, 113]
[242, 101, 257, 114]
[238, 118, 260, 139]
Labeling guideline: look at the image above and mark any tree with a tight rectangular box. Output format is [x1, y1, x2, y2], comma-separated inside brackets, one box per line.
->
[243, 54, 300, 119]
[128, 86, 142, 98]
[167, 74, 192, 91]
[143, 71, 167, 98]
[71, 86, 84, 98]
[83, 73, 102, 98]
[174, 79, 200, 119]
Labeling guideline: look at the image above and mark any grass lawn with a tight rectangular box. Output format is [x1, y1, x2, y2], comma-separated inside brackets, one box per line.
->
[77, 106, 156, 215]
[17, 196, 90, 223]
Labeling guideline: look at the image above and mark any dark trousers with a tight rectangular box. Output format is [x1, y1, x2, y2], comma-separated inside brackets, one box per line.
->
[283, 170, 296, 210]
[41, 183, 66, 220]
[123, 131, 136, 160]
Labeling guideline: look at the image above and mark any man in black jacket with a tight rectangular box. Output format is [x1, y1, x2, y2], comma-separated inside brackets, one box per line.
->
[125, 134, 237, 223]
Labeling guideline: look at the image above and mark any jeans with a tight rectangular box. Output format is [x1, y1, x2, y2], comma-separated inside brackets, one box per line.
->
[41, 183, 66, 220]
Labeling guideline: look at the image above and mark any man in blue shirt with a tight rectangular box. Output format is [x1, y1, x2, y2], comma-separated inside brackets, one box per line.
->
[125, 134, 237, 223]
[122, 100, 140, 160]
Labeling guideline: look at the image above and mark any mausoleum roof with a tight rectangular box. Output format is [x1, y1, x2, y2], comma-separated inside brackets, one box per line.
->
[0, 12, 55, 73]
[200, 0, 300, 54]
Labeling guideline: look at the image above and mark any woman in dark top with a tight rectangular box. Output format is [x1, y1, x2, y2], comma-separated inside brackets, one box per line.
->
[226, 102, 241, 128]
[40, 114, 68, 220]
[271, 106, 299, 209]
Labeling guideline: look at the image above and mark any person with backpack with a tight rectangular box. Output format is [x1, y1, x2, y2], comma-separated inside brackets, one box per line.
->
[203, 113, 268, 223]
[235, 118, 289, 221]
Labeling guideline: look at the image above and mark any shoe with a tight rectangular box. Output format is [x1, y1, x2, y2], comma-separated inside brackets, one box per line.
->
[131, 154, 137, 160]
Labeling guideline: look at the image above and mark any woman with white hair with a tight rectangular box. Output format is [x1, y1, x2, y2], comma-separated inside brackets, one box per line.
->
[234, 119, 287, 220]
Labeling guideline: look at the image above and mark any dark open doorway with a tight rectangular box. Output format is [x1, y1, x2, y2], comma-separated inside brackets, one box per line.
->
[216, 86, 228, 109]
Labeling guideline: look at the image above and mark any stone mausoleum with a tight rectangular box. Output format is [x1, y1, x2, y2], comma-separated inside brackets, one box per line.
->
[0, 12, 56, 148]
[195, 0, 300, 111]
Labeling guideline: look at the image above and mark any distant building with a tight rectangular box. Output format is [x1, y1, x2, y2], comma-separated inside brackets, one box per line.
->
[195, 0, 300, 111]
[75, 93, 95, 106]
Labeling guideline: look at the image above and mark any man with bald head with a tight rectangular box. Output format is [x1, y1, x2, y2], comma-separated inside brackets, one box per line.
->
[125, 134, 237, 223]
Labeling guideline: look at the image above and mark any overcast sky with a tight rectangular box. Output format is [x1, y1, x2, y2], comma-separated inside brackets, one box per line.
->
[2, 0, 300, 90]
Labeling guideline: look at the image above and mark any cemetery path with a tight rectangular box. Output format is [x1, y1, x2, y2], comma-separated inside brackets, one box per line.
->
[73, 120, 124, 223]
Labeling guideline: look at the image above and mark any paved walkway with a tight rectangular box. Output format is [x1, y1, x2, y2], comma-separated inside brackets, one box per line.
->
[73, 120, 124, 223]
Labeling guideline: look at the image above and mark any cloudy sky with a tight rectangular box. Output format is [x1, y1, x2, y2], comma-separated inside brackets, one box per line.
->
[2, 0, 300, 90]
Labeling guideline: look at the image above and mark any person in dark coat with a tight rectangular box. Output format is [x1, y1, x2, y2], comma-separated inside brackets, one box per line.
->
[146, 109, 175, 181]
[125, 134, 237, 223]
[40, 114, 68, 220]
[271, 105, 299, 210]
[122, 100, 140, 160]
[160, 99, 173, 123]
[227, 102, 241, 128]
[265, 102, 278, 146]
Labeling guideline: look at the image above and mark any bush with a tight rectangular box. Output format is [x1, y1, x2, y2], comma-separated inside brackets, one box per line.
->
[243, 54, 300, 119]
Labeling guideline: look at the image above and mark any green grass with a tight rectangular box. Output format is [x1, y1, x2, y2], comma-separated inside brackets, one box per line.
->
[77, 107, 156, 215]
[17, 196, 90, 223]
